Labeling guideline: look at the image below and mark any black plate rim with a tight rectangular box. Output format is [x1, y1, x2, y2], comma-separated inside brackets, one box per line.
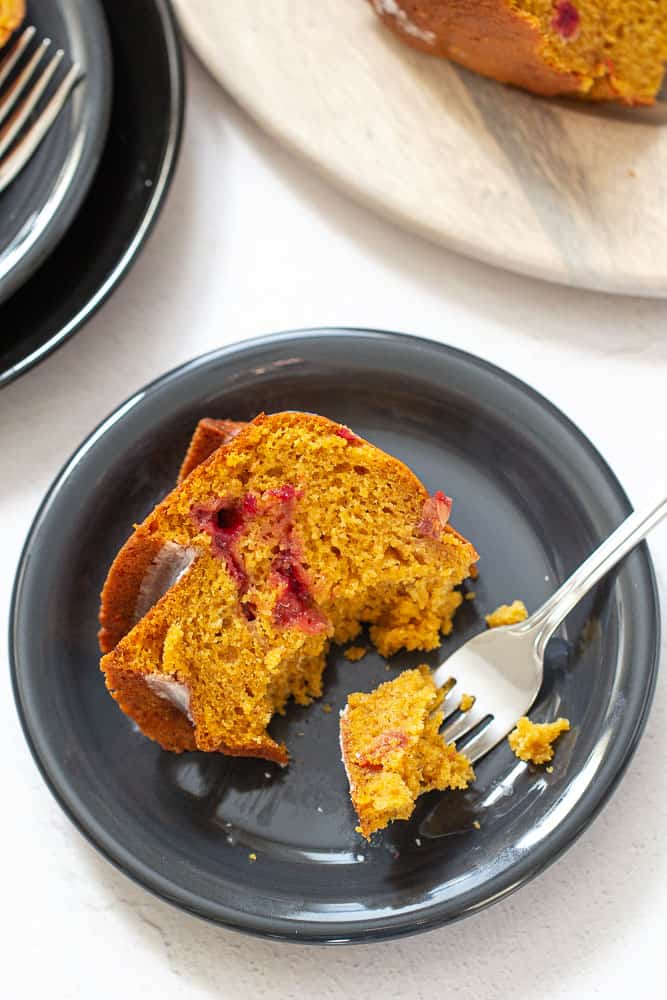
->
[0, 0, 185, 388]
[0, 0, 113, 306]
[9, 328, 661, 944]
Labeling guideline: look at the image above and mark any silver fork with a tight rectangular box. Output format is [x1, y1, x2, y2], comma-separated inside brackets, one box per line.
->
[434, 491, 667, 763]
[0, 26, 82, 195]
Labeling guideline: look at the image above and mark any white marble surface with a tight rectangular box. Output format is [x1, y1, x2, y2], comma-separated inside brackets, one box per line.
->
[1, 53, 666, 999]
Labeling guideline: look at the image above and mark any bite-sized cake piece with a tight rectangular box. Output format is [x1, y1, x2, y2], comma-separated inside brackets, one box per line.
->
[177, 418, 247, 484]
[508, 716, 570, 764]
[368, 1, 667, 105]
[0, 0, 24, 47]
[486, 599, 528, 628]
[100, 412, 478, 764]
[340, 666, 474, 838]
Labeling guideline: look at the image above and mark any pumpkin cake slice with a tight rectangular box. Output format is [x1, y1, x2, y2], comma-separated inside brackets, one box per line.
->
[340, 666, 474, 838]
[99, 412, 477, 765]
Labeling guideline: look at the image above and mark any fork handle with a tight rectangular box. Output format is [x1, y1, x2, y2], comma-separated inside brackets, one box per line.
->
[517, 490, 667, 660]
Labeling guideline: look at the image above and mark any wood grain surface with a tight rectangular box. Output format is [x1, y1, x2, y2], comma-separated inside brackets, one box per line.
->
[172, 0, 667, 297]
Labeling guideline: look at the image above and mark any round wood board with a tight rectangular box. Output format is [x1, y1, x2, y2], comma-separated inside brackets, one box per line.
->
[173, 0, 667, 296]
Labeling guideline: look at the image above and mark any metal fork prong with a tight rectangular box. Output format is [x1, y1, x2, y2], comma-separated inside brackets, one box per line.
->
[0, 38, 51, 129]
[0, 62, 81, 194]
[457, 718, 509, 764]
[439, 686, 463, 720]
[0, 25, 37, 89]
[441, 705, 489, 745]
[0, 49, 68, 162]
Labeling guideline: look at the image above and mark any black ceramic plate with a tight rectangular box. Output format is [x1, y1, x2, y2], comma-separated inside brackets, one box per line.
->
[0, 0, 183, 387]
[0, 0, 111, 305]
[10, 330, 660, 943]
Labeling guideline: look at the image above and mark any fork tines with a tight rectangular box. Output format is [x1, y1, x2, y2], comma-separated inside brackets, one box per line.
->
[0, 26, 82, 194]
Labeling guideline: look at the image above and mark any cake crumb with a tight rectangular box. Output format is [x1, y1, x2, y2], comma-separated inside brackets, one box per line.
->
[344, 645, 368, 662]
[385, 664, 391, 671]
[264, 771, 271, 779]
[322, 703, 332, 713]
[465, 591, 476, 601]
[486, 600, 528, 628]
[546, 765, 554, 774]
[473, 820, 481, 830]
[248, 852, 257, 862]
[459, 693, 475, 712]
[296, 731, 305, 737]
[415, 837, 422, 847]
[508, 716, 570, 764]
[316, 805, 324, 813]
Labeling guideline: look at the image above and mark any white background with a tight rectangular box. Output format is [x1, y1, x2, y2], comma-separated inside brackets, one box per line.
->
[2, 53, 666, 999]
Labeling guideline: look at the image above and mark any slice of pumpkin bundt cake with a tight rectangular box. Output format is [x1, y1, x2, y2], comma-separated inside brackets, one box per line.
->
[99, 412, 477, 764]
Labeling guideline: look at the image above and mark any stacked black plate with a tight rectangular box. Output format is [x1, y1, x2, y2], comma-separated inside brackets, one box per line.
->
[0, 0, 184, 387]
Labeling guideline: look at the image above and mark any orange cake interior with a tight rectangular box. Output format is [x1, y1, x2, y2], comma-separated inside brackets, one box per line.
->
[340, 666, 474, 838]
[0, 0, 24, 48]
[100, 412, 478, 764]
[508, 716, 570, 764]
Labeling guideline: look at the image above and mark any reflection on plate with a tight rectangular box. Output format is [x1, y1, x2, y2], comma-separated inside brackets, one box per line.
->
[10, 330, 660, 942]
[0, 0, 112, 305]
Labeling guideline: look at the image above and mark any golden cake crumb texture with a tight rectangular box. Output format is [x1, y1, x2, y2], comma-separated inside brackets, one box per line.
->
[0, 1, 24, 48]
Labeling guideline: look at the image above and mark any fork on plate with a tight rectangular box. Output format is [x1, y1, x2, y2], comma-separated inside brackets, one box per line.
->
[0, 25, 82, 195]
[434, 490, 667, 763]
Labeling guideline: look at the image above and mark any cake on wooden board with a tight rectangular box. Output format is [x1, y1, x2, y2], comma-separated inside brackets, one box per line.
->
[368, 1, 667, 105]
[99, 412, 478, 764]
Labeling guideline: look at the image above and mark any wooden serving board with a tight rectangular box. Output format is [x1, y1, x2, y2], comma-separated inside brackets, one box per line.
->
[173, 0, 667, 297]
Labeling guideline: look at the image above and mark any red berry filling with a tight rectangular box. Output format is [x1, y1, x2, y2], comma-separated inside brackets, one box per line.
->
[272, 550, 328, 633]
[335, 426, 362, 445]
[266, 484, 301, 504]
[193, 485, 328, 633]
[191, 494, 258, 592]
[265, 483, 328, 634]
[358, 730, 409, 770]
[551, 1, 580, 41]
[417, 490, 452, 538]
